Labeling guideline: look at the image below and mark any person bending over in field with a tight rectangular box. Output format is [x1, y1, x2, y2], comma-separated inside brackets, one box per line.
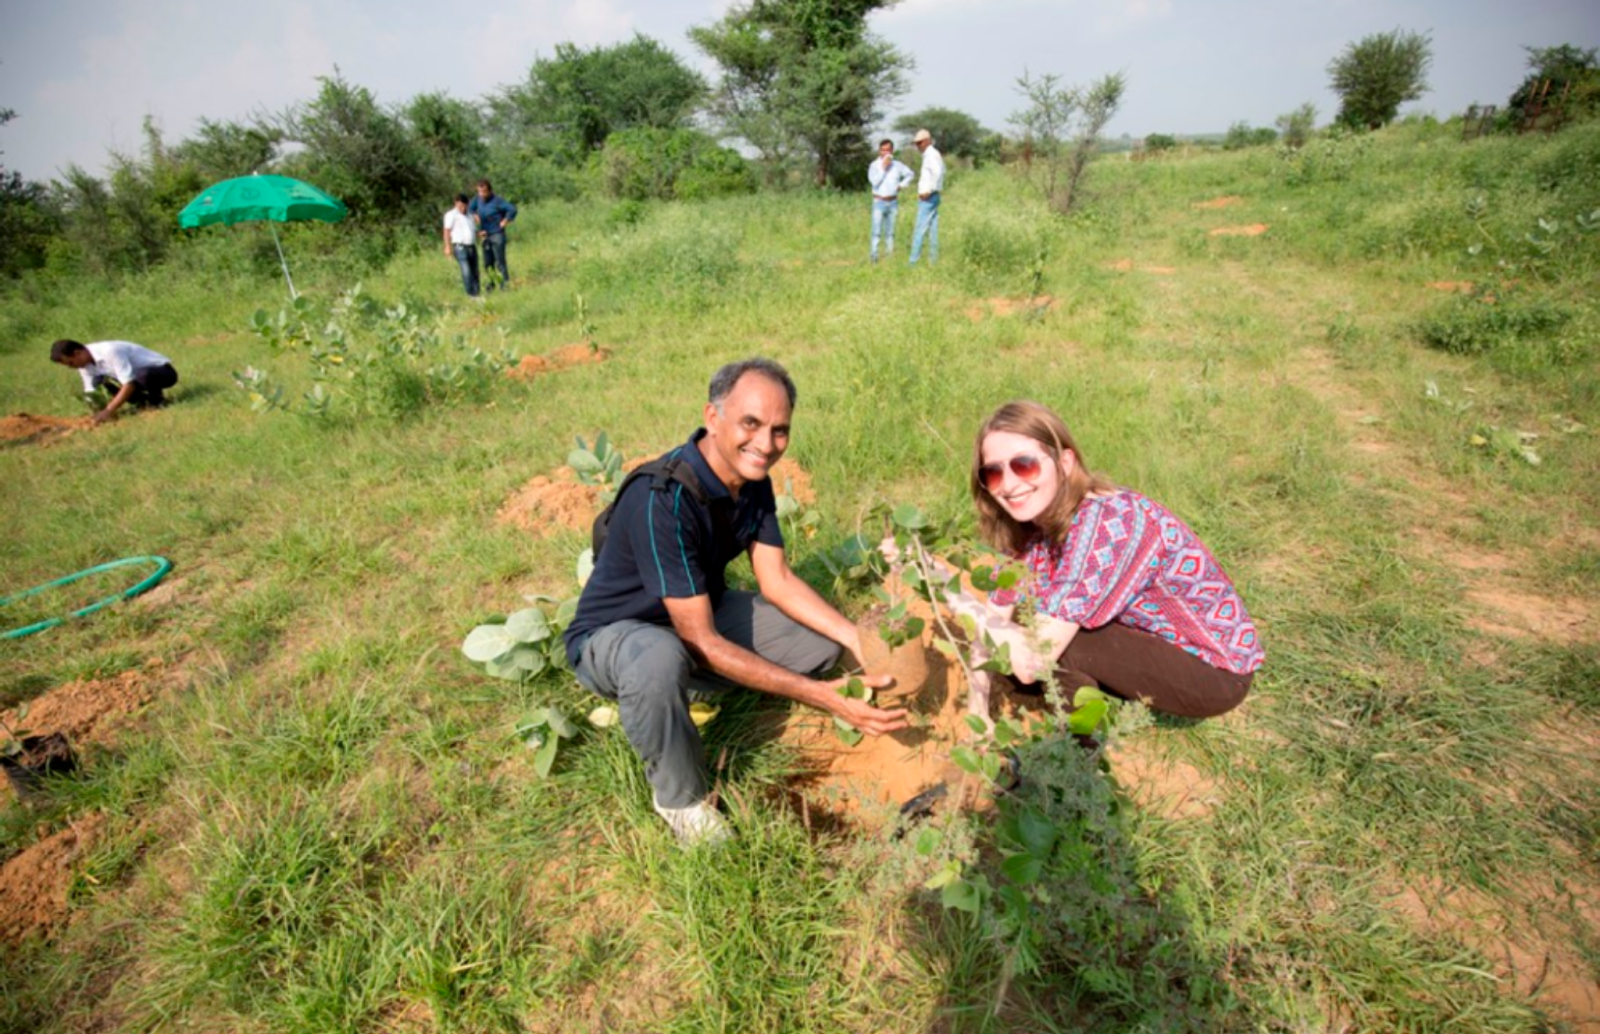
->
[563, 358, 907, 846]
[904, 400, 1263, 724]
[50, 339, 179, 425]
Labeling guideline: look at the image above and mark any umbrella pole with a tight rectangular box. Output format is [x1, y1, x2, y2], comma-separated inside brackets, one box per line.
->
[270, 223, 298, 300]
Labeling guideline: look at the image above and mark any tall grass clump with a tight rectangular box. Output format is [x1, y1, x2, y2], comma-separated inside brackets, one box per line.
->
[576, 202, 746, 312]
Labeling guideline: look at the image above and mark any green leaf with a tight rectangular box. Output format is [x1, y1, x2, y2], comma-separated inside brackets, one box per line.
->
[941, 877, 982, 914]
[950, 745, 981, 773]
[1001, 853, 1044, 885]
[922, 864, 959, 890]
[833, 717, 863, 746]
[914, 828, 941, 857]
[509, 646, 546, 673]
[533, 734, 561, 778]
[931, 638, 960, 659]
[555, 596, 579, 629]
[903, 617, 925, 639]
[506, 608, 551, 643]
[1017, 809, 1058, 858]
[546, 706, 577, 739]
[1068, 699, 1109, 737]
[568, 449, 604, 475]
[963, 714, 989, 736]
[462, 624, 518, 663]
[575, 549, 595, 587]
[483, 655, 524, 681]
[891, 503, 928, 530]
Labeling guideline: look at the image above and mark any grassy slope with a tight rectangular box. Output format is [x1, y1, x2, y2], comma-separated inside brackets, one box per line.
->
[1, 120, 1597, 1033]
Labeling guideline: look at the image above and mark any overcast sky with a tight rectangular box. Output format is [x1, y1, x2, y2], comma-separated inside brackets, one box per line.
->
[2, 0, 1596, 182]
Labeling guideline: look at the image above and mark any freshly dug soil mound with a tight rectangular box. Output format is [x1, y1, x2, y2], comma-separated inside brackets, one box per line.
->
[1, 413, 92, 446]
[505, 343, 611, 381]
[0, 813, 106, 944]
[781, 595, 978, 827]
[1427, 281, 1475, 292]
[497, 456, 817, 538]
[1, 663, 162, 752]
[1209, 224, 1269, 237]
[496, 469, 604, 536]
[1193, 196, 1242, 209]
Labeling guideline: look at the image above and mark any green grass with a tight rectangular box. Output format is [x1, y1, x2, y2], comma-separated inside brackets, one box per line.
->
[2, 119, 1597, 1033]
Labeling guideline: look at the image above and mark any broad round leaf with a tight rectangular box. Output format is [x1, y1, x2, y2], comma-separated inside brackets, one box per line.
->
[506, 608, 551, 643]
[463, 624, 518, 663]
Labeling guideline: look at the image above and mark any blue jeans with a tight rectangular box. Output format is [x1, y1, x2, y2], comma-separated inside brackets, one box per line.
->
[481, 232, 508, 289]
[452, 244, 479, 296]
[870, 198, 899, 261]
[909, 193, 940, 266]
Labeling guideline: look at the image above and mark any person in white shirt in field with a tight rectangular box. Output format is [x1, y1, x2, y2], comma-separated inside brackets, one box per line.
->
[908, 128, 946, 266]
[442, 193, 480, 297]
[867, 138, 915, 264]
[50, 339, 179, 425]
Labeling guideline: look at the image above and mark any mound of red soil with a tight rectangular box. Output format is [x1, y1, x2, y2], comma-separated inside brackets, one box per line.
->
[1, 663, 163, 753]
[1, 413, 91, 446]
[505, 343, 611, 381]
[1193, 196, 1242, 209]
[1106, 260, 1176, 275]
[1209, 224, 1270, 237]
[0, 813, 106, 944]
[1426, 281, 1475, 293]
[497, 457, 816, 538]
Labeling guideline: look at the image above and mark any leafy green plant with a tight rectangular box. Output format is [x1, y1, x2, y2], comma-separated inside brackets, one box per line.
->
[460, 597, 578, 683]
[567, 433, 624, 503]
[514, 705, 578, 779]
[239, 284, 515, 420]
[832, 677, 871, 746]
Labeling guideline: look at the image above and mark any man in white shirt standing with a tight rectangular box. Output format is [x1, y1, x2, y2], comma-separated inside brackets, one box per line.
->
[909, 128, 946, 267]
[867, 138, 915, 264]
[50, 339, 179, 425]
[442, 193, 480, 298]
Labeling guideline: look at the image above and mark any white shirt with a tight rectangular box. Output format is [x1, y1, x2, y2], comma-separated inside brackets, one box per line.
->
[77, 341, 171, 391]
[443, 208, 476, 246]
[868, 157, 915, 198]
[917, 144, 945, 195]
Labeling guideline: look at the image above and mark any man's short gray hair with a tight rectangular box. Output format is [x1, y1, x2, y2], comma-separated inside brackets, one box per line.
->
[708, 357, 797, 410]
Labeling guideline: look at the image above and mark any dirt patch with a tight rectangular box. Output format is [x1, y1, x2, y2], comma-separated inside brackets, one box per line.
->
[1426, 281, 1475, 293]
[1106, 260, 1177, 275]
[781, 593, 978, 828]
[1, 413, 92, 446]
[1, 662, 164, 753]
[1465, 587, 1596, 645]
[0, 812, 106, 944]
[1209, 224, 1270, 237]
[1193, 196, 1243, 210]
[1105, 741, 1220, 819]
[505, 343, 610, 381]
[497, 454, 818, 538]
[964, 295, 1059, 321]
[1387, 878, 1600, 1032]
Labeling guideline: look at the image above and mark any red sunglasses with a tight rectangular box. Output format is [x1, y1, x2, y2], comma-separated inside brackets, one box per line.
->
[979, 453, 1044, 493]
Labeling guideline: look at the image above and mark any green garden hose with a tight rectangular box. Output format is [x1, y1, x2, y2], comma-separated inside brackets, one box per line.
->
[1, 556, 172, 640]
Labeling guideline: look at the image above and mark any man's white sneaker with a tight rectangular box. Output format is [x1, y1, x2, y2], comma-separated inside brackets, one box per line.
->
[653, 795, 733, 847]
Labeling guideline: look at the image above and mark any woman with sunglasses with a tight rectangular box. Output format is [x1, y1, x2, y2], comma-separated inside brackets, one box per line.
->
[943, 400, 1262, 723]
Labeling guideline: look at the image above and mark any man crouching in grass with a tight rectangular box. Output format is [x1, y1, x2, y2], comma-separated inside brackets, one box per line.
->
[50, 338, 179, 425]
[563, 357, 906, 846]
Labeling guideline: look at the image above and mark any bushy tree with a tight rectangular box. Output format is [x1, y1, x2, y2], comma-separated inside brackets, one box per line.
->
[490, 35, 704, 164]
[0, 106, 58, 279]
[891, 106, 997, 164]
[599, 127, 756, 202]
[1223, 121, 1277, 150]
[404, 92, 487, 189]
[1143, 133, 1177, 152]
[1008, 69, 1125, 214]
[1276, 103, 1317, 149]
[691, 0, 911, 187]
[173, 118, 280, 180]
[1328, 28, 1432, 129]
[275, 72, 439, 223]
[1506, 44, 1600, 128]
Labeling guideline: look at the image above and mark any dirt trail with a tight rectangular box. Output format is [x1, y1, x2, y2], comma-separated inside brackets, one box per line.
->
[1, 413, 92, 446]
[0, 813, 106, 944]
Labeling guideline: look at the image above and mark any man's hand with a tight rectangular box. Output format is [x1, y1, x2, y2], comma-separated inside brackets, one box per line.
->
[919, 192, 931, 201]
[91, 409, 112, 426]
[828, 674, 909, 735]
[478, 229, 487, 240]
[443, 244, 452, 257]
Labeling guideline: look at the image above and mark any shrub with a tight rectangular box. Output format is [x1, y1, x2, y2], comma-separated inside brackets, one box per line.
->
[1143, 133, 1177, 152]
[1223, 121, 1278, 150]
[600, 127, 755, 202]
[1416, 289, 1578, 369]
[576, 205, 744, 310]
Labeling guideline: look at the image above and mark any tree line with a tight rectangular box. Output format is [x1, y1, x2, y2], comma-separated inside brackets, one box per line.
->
[2, 10, 1595, 283]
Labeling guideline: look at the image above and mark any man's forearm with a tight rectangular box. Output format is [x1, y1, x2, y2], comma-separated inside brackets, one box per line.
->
[689, 633, 837, 710]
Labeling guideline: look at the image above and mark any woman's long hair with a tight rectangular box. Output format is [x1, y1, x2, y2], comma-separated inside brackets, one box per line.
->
[971, 400, 1117, 555]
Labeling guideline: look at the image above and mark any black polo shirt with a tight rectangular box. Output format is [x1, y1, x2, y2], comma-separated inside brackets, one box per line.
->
[564, 429, 785, 666]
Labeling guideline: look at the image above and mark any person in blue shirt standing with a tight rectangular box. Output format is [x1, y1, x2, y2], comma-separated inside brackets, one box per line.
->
[867, 139, 915, 264]
[469, 179, 517, 291]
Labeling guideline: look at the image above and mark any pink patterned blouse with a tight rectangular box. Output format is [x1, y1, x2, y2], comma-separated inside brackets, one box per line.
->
[991, 489, 1264, 675]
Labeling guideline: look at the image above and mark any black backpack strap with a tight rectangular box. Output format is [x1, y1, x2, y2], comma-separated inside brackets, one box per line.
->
[590, 450, 710, 557]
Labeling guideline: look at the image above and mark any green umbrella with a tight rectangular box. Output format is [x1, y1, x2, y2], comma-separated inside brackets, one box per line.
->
[178, 175, 347, 298]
